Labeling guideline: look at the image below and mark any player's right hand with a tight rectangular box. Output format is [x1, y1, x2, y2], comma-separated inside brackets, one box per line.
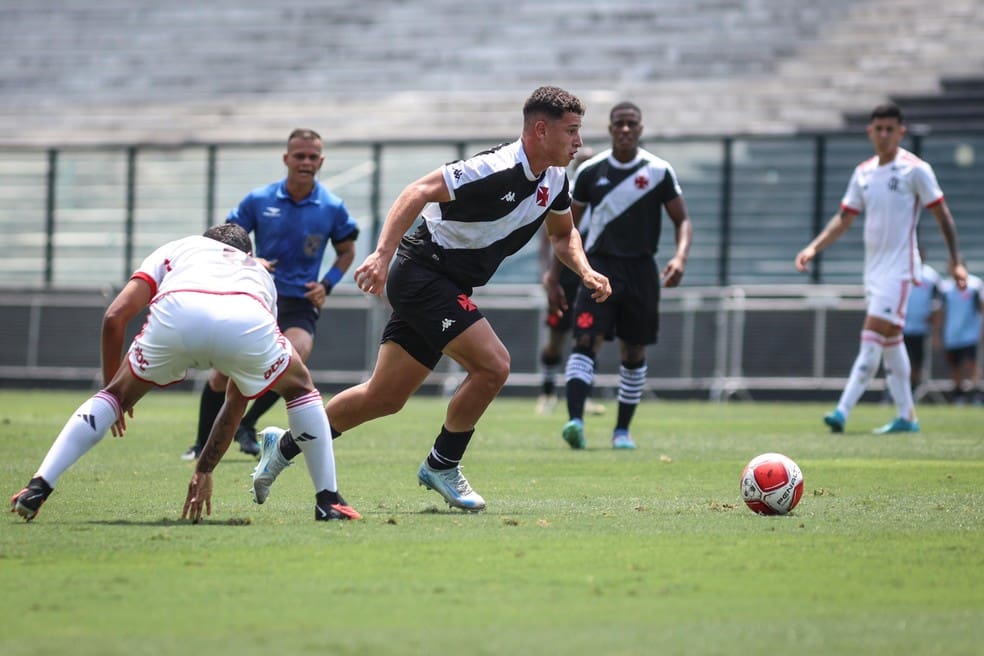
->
[182, 472, 213, 523]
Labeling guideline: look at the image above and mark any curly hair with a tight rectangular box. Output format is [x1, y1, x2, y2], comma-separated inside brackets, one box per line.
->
[523, 86, 585, 125]
[203, 223, 252, 254]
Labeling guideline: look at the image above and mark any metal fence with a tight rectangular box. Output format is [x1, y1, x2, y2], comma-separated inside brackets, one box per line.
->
[3, 131, 983, 290]
[1, 131, 981, 397]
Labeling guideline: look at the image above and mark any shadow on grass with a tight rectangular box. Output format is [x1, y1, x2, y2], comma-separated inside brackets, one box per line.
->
[85, 517, 254, 527]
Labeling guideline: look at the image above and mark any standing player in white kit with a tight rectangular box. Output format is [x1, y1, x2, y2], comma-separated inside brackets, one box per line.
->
[795, 103, 967, 434]
[10, 224, 359, 522]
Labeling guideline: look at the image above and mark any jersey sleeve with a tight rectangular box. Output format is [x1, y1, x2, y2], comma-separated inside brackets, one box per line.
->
[549, 176, 571, 213]
[661, 164, 683, 201]
[840, 167, 864, 213]
[130, 240, 176, 296]
[914, 161, 944, 208]
[227, 192, 258, 232]
[329, 201, 360, 243]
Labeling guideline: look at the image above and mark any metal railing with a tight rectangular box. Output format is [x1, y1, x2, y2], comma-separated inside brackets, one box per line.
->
[2, 131, 983, 291]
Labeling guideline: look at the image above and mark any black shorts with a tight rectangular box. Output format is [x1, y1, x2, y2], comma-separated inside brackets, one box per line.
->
[945, 344, 978, 366]
[903, 333, 926, 370]
[572, 254, 660, 346]
[277, 296, 320, 337]
[544, 268, 580, 332]
[382, 256, 485, 370]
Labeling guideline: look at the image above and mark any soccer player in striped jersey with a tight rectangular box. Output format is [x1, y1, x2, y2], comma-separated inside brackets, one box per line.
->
[796, 103, 968, 434]
[555, 102, 693, 450]
[250, 86, 611, 512]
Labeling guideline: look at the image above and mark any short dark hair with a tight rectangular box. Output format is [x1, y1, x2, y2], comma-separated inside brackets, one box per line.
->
[609, 101, 642, 122]
[203, 223, 252, 254]
[287, 128, 322, 146]
[523, 86, 585, 124]
[870, 103, 903, 123]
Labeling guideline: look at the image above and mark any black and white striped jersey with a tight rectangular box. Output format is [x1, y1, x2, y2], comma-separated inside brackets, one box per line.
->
[398, 139, 571, 291]
[572, 147, 681, 258]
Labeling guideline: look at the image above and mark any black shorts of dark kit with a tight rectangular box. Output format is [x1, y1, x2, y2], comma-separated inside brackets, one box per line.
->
[544, 267, 581, 332]
[571, 254, 661, 346]
[381, 256, 485, 370]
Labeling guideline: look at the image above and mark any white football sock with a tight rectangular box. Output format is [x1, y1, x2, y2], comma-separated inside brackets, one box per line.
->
[286, 389, 337, 493]
[836, 330, 884, 418]
[882, 336, 915, 421]
[36, 391, 121, 488]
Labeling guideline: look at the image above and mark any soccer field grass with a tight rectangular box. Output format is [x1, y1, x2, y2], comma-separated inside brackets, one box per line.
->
[1, 390, 981, 655]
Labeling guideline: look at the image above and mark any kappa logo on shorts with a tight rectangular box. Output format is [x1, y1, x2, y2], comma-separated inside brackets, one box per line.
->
[576, 311, 594, 330]
[441, 318, 456, 332]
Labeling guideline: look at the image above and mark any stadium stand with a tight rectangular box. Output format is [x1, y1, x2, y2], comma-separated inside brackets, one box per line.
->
[2, 0, 984, 145]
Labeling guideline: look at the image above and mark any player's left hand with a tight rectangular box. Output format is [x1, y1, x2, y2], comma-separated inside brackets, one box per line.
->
[354, 251, 390, 297]
[582, 270, 612, 303]
[304, 281, 328, 307]
[182, 472, 214, 523]
[661, 257, 686, 288]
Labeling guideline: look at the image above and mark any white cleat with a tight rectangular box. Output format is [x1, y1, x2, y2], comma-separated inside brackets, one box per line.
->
[417, 461, 486, 512]
[251, 426, 291, 504]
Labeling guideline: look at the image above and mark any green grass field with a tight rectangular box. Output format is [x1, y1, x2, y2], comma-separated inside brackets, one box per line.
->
[1, 390, 982, 655]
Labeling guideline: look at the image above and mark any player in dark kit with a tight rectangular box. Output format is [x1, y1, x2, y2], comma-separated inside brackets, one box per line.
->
[249, 86, 612, 512]
[555, 102, 693, 450]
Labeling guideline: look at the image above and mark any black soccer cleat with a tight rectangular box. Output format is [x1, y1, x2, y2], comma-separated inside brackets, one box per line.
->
[235, 425, 260, 457]
[10, 476, 53, 522]
[314, 492, 362, 521]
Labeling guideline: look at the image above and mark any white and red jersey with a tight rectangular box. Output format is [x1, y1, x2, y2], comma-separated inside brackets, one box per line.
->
[131, 235, 276, 313]
[125, 236, 289, 397]
[840, 148, 944, 285]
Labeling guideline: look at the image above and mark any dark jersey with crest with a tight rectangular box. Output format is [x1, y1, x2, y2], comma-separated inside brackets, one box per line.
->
[398, 139, 571, 291]
[571, 147, 681, 258]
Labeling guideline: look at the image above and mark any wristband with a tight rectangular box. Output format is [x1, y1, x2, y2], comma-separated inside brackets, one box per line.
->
[321, 266, 344, 295]
[323, 266, 344, 287]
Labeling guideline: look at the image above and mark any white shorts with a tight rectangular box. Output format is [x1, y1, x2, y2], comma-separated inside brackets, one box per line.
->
[127, 292, 292, 398]
[864, 277, 912, 327]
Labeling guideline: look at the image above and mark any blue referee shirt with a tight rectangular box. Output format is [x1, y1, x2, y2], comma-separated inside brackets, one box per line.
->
[228, 179, 358, 299]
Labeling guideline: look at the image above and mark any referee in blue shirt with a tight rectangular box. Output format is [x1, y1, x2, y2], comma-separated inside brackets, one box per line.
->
[182, 129, 359, 459]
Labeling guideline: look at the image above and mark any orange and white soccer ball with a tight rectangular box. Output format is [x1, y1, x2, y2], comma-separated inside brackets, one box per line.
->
[740, 453, 804, 515]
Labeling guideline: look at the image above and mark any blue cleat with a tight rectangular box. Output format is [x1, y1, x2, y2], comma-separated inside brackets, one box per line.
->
[562, 419, 585, 449]
[872, 417, 920, 434]
[417, 461, 485, 511]
[611, 429, 636, 449]
[823, 409, 845, 433]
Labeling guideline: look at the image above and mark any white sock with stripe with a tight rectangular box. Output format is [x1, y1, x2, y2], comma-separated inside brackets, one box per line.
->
[36, 391, 122, 488]
[287, 389, 337, 493]
[836, 330, 884, 418]
[882, 336, 915, 420]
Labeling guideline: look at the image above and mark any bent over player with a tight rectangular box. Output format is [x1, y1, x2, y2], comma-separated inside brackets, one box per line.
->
[11, 224, 358, 522]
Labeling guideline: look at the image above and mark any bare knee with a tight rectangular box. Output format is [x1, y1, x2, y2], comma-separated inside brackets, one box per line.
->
[473, 349, 510, 393]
